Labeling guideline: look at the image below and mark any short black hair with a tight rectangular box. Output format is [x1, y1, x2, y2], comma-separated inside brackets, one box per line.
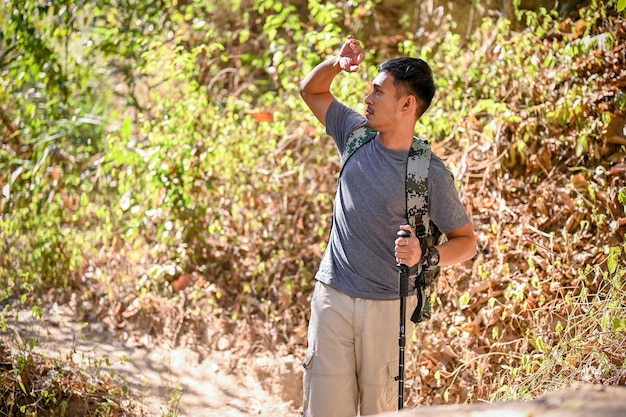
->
[378, 58, 436, 117]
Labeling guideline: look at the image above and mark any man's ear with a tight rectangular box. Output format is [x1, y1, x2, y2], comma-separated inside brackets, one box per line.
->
[402, 95, 417, 112]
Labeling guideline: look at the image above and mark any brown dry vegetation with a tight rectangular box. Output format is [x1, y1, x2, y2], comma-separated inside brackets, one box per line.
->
[1, 0, 625, 415]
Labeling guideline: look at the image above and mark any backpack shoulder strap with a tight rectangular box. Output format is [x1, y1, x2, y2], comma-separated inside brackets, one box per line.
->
[406, 138, 432, 236]
[340, 126, 378, 173]
[407, 137, 447, 324]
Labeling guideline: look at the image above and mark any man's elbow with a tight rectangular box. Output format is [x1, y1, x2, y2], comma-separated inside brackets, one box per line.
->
[299, 79, 312, 99]
[468, 241, 477, 260]
[300, 85, 322, 107]
[298, 87, 314, 111]
[464, 233, 478, 262]
[464, 230, 478, 259]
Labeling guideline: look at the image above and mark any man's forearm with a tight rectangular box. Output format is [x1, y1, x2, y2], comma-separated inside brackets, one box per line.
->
[438, 224, 477, 267]
[437, 236, 477, 267]
[299, 56, 343, 125]
[299, 56, 342, 97]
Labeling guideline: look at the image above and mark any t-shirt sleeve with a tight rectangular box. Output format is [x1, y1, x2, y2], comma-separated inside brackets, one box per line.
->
[325, 100, 367, 154]
[428, 154, 471, 234]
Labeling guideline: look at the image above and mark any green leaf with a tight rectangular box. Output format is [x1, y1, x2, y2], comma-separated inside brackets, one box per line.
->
[459, 293, 471, 308]
[535, 336, 546, 352]
[18, 377, 27, 395]
[120, 116, 132, 142]
[607, 246, 621, 274]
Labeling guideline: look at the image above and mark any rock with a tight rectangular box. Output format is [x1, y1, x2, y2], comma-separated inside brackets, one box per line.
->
[375, 384, 626, 417]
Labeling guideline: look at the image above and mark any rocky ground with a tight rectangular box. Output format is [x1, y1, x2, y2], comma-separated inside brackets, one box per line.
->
[3, 304, 302, 417]
[4, 303, 624, 417]
[378, 384, 626, 417]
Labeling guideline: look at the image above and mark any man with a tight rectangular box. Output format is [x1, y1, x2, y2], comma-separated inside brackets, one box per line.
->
[299, 36, 477, 416]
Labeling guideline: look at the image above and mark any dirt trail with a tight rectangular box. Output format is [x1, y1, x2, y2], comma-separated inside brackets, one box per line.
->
[3, 305, 302, 417]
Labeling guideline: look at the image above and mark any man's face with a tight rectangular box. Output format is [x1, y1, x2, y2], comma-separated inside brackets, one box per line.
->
[364, 71, 403, 131]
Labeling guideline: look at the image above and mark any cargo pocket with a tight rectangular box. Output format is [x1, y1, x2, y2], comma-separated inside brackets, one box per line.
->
[301, 349, 314, 415]
[386, 360, 399, 406]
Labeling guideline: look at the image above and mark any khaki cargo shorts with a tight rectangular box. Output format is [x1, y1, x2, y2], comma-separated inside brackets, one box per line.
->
[301, 281, 417, 417]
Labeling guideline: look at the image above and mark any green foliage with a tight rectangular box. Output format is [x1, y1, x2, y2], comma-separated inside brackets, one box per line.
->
[0, 1, 108, 304]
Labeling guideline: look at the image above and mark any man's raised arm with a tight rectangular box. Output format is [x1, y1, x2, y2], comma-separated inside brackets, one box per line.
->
[299, 36, 364, 127]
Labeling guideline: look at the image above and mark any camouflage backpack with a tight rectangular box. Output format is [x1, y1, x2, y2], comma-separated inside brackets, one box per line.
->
[340, 126, 445, 323]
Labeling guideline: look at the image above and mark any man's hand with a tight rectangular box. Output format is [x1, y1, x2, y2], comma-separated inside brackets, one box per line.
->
[299, 35, 364, 126]
[337, 35, 364, 73]
[395, 223, 477, 268]
[394, 224, 422, 267]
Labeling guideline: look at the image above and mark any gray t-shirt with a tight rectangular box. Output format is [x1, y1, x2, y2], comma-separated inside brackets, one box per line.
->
[315, 100, 470, 300]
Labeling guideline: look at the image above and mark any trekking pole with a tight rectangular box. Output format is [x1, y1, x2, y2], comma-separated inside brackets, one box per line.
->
[396, 229, 411, 411]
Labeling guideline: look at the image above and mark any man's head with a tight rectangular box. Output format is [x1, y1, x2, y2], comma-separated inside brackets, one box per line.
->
[378, 58, 436, 118]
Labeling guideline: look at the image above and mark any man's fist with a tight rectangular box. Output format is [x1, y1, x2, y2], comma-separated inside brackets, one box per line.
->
[338, 35, 364, 73]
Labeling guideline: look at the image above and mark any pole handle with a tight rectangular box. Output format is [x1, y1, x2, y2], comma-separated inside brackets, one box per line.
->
[397, 229, 411, 239]
[397, 230, 410, 297]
